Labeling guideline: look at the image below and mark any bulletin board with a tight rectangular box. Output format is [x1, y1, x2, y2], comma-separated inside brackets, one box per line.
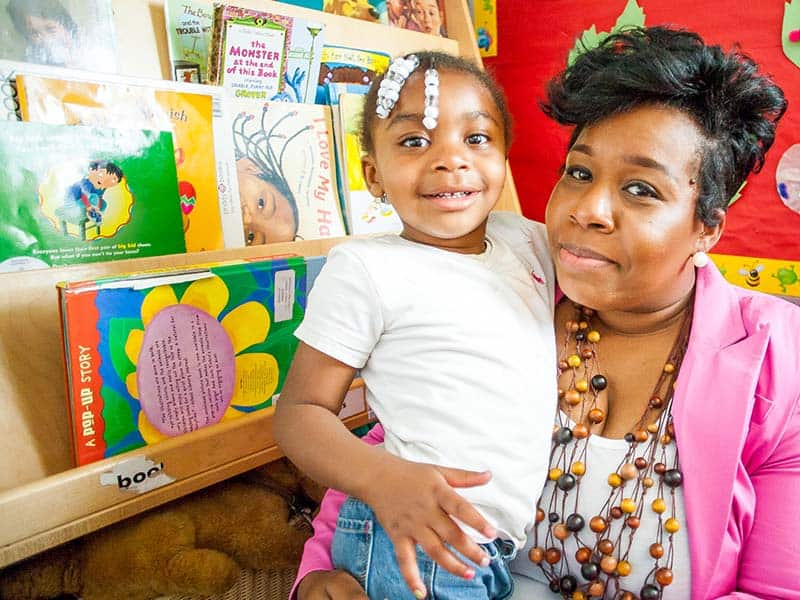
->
[486, 0, 800, 297]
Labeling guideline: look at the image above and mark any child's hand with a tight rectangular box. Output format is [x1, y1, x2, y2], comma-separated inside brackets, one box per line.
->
[362, 456, 495, 599]
[297, 570, 367, 600]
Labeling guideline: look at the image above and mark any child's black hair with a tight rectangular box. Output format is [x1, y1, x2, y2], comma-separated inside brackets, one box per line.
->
[90, 160, 124, 181]
[361, 50, 513, 156]
[541, 26, 787, 226]
[6, 0, 78, 38]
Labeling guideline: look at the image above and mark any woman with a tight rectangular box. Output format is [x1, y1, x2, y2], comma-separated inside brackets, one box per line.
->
[292, 27, 800, 599]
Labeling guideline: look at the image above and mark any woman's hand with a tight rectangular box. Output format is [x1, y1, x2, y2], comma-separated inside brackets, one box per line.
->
[296, 570, 367, 600]
[360, 455, 495, 599]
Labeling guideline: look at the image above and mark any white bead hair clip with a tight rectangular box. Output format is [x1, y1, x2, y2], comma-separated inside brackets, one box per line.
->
[375, 54, 440, 130]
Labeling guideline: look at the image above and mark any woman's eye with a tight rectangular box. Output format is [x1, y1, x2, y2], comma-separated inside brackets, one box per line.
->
[401, 136, 429, 148]
[257, 197, 265, 209]
[565, 166, 591, 181]
[625, 182, 659, 198]
[466, 133, 489, 145]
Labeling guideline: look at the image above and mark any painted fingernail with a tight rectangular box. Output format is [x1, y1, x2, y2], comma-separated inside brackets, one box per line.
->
[413, 589, 426, 599]
[463, 568, 476, 580]
[480, 554, 491, 567]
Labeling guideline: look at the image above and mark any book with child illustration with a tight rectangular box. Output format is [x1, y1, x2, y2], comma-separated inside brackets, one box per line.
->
[0, 0, 117, 72]
[231, 97, 346, 244]
[277, 0, 387, 24]
[8, 65, 244, 250]
[164, 0, 214, 83]
[0, 120, 185, 272]
[208, 3, 324, 104]
[386, 0, 447, 36]
[58, 255, 308, 465]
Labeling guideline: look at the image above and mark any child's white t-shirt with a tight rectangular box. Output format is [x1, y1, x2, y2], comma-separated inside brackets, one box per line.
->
[295, 212, 556, 547]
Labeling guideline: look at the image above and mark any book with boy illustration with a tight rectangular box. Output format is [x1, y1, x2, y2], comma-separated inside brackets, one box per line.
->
[231, 97, 346, 244]
[164, 0, 214, 83]
[0, 120, 185, 272]
[59, 255, 308, 465]
[0, 60, 244, 252]
[208, 3, 324, 104]
[0, 0, 117, 72]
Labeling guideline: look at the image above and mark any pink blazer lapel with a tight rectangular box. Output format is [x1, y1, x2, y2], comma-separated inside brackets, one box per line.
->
[672, 266, 770, 599]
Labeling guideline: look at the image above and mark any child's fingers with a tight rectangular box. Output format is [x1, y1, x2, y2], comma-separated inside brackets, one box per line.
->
[394, 537, 427, 599]
[438, 466, 492, 489]
[431, 518, 490, 572]
[436, 483, 497, 540]
[415, 526, 475, 579]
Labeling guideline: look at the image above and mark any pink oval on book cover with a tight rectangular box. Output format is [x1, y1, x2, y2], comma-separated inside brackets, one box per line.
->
[137, 304, 235, 436]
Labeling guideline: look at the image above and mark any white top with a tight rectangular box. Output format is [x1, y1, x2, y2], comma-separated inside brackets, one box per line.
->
[510, 412, 691, 597]
[296, 212, 557, 546]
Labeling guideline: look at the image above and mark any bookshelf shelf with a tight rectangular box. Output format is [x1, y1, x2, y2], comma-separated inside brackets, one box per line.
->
[0, 0, 520, 570]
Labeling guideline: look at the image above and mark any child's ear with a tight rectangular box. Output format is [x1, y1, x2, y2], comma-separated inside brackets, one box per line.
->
[362, 156, 384, 199]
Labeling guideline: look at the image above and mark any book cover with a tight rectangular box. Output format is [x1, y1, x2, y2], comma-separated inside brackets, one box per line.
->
[387, 0, 446, 36]
[231, 98, 346, 244]
[0, 0, 117, 72]
[336, 93, 401, 235]
[0, 60, 244, 249]
[58, 255, 307, 465]
[209, 3, 324, 104]
[164, 0, 214, 84]
[316, 44, 389, 103]
[471, 0, 497, 57]
[0, 120, 185, 272]
[16, 73, 228, 253]
[276, 0, 387, 24]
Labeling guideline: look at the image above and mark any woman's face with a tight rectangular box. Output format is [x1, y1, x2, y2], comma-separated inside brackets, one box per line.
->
[546, 105, 722, 313]
[237, 158, 297, 245]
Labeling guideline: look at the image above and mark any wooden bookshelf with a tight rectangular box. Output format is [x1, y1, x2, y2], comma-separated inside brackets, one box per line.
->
[0, 0, 521, 569]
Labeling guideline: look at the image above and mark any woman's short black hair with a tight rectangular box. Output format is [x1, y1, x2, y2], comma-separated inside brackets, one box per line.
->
[542, 26, 787, 226]
[361, 50, 513, 157]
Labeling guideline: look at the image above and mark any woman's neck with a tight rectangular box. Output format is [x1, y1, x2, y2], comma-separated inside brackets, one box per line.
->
[591, 292, 695, 337]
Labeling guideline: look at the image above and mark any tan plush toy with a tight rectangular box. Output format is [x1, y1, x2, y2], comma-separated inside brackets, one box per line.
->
[0, 458, 326, 600]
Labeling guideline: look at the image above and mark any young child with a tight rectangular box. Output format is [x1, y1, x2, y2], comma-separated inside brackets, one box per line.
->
[60, 160, 123, 226]
[274, 51, 556, 600]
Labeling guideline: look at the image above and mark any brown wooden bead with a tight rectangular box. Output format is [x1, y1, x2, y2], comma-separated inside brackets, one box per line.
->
[642, 476, 655, 488]
[575, 547, 592, 564]
[559, 360, 569, 371]
[587, 581, 605, 596]
[528, 546, 544, 564]
[572, 592, 587, 600]
[545, 547, 561, 564]
[647, 422, 659, 433]
[621, 593, 636, 600]
[635, 457, 648, 469]
[579, 320, 589, 329]
[610, 506, 623, 519]
[581, 348, 594, 359]
[667, 422, 675, 437]
[663, 362, 675, 373]
[536, 508, 545, 522]
[589, 516, 607, 533]
[565, 389, 582, 406]
[597, 539, 614, 555]
[620, 463, 638, 480]
[634, 429, 649, 443]
[654, 462, 667, 475]
[553, 523, 570, 541]
[566, 320, 579, 333]
[655, 567, 674, 586]
[649, 395, 664, 409]
[588, 408, 605, 424]
[557, 388, 565, 399]
[599, 555, 618, 574]
[573, 423, 590, 439]
[661, 433, 672, 446]
[626, 516, 641, 529]
[649, 542, 665, 559]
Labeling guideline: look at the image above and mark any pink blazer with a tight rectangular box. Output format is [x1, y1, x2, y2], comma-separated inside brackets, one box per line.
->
[291, 265, 800, 599]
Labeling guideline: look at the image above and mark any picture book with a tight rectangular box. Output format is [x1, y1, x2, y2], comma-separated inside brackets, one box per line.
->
[164, 0, 214, 83]
[16, 72, 228, 253]
[0, 0, 117, 72]
[469, 0, 497, 57]
[231, 97, 346, 244]
[0, 60, 244, 250]
[0, 120, 185, 272]
[58, 255, 307, 465]
[335, 93, 401, 235]
[208, 3, 324, 104]
[316, 44, 390, 103]
[277, 0, 387, 24]
[387, 0, 447, 36]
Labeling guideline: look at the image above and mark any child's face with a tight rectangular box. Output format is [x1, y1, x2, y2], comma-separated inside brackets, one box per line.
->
[89, 168, 120, 189]
[237, 158, 297, 245]
[410, 0, 441, 34]
[363, 69, 507, 252]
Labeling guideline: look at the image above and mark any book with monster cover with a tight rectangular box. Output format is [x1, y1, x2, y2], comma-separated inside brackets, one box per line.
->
[0, 120, 185, 272]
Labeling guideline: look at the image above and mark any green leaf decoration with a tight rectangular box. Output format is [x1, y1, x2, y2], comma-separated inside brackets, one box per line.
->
[728, 181, 747, 207]
[100, 385, 137, 446]
[568, 0, 646, 66]
[784, 0, 800, 68]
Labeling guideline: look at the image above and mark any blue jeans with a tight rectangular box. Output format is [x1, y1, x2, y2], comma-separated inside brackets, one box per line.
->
[332, 497, 515, 600]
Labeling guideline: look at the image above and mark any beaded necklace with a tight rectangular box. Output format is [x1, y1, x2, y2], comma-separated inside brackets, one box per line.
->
[528, 303, 693, 599]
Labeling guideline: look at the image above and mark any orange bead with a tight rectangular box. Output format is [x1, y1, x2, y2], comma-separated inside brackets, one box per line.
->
[581, 348, 594, 359]
[549, 467, 563, 481]
[655, 567, 674, 586]
[661, 434, 673, 446]
[634, 429, 649, 443]
[616, 560, 632, 577]
[651, 498, 667, 514]
[620, 498, 636, 514]
[579, 320, 588, 330]
[663, 363, 675, 373]
[626, 516, 641, 529]
[665, 517, 680, 533]
[620, 463, 638, 480]
[597, 539, 614, 555]
[545, 547, 561, 564]
[642, 477, 655, 488]
[589, 516, 607, 533]
[588, 408, 605, 424]
[588, 581, 605, 596]
[575, 379, 589, 392]
[565, 389, 582, 405]
[536, 508, 546, 522]
[566, 320, 578, 332]
[553, 523, 570, 541]
[600, 555, 617, 574]
[573, 423, 590, 439]
[649, 542, 665, 558]
[575, 547, 592, 564]
[607, 473, 623, 488]
[572, 592, 587, 600]
[571, 461, 586, 476]
[528, 546, 544, 564]
[647, 422, 659, 434]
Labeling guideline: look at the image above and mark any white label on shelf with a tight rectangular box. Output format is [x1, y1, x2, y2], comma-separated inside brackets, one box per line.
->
[274, 269, 296, 322]
[99, 456, 175, 494]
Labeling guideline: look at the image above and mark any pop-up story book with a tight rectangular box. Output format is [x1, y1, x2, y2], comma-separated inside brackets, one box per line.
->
[58, 255, 308, 465]
[0, 120, 185, 272]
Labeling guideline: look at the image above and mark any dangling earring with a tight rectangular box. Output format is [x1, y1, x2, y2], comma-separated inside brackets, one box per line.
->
[692, 251, 709, 268]
[380, 193, 390, 205]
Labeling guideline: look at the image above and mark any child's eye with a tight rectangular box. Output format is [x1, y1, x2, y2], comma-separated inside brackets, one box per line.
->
[400, 136, 429, 148]
[466, 133, 489, 145]
[565, 166, 591, 181]
[624, 181, 660, 199]
[257, 197, 265, 209]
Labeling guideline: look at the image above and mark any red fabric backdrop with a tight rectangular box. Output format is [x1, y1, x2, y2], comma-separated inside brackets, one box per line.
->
[484, 0, 800, 260]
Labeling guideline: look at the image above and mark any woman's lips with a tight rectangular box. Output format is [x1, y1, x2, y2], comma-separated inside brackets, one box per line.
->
[558, 243, 616, 270]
